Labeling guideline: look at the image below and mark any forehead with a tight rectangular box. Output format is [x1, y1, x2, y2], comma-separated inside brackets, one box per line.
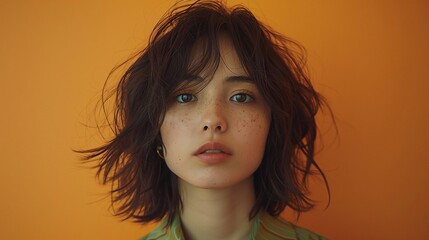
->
[188, 33, 248, 77]
[168, 33, 253, 95]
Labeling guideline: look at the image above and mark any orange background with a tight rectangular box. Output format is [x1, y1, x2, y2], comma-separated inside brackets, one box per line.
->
[1, 0, 428, 239]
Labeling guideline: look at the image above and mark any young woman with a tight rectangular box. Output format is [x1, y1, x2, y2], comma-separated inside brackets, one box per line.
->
[81, 1, 330, 239]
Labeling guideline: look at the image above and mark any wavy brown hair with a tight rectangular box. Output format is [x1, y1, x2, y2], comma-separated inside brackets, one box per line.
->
[79, 0, 330, 225]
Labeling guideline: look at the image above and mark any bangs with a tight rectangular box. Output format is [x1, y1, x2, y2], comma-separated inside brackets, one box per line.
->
[167, 35, 223, 98]
[148, 2, 264, 100]
[168, 32, 257, 99]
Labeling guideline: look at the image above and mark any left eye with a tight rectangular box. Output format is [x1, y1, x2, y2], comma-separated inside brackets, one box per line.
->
[230, 93, 253, 103]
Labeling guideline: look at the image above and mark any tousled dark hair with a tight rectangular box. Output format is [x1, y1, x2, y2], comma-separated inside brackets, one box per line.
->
[79, 0, 330, 225]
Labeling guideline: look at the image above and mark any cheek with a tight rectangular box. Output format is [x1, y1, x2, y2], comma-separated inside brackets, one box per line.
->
[160, 110, 193, 154]
[235, 109, 270, 138]
[231, 110, 270, 173]
[161, 111, 188, 135]
[233, 109, 270, 162]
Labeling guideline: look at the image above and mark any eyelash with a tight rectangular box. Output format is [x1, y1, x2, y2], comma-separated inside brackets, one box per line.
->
[230, 92, 254, 103]
[175, 92, 254, 104]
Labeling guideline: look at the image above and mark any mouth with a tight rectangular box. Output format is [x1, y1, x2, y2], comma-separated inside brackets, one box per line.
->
[194, 142, 232, 156]
[194, 142, 232, 164]
[201, 149, 224, 153]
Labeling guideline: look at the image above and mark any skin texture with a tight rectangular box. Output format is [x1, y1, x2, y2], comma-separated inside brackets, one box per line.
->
[160, 35, 271, 189]
[159, 35, 272, 240]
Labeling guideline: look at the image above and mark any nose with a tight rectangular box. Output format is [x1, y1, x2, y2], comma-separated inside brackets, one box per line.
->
[200, 101, 228, 133]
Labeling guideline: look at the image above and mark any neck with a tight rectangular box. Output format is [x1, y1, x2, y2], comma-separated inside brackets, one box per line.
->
[179, 177, 256, 240]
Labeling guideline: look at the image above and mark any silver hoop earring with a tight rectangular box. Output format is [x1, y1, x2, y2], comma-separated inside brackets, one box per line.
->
[156, 145, 164, 159]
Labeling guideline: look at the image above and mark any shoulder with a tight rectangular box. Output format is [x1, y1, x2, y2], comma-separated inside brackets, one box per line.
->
[138, 219, 168, 240]
[139, 215, 184, 240]
[138, 226, 165, 240]
[139, 224, 175, 240]
[257, 212, 327, 240]
[140, 212, 326, 240]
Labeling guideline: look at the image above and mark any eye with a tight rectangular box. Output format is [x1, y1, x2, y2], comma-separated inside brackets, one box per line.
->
[176, 93, 196, 103]
[230, 93, 254, 103]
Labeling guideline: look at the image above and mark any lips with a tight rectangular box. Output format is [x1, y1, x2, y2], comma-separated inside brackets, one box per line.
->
[194, 142, 232, 156]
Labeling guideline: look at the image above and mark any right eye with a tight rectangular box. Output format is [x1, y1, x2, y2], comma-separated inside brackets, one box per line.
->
[176, 94, 196, 103]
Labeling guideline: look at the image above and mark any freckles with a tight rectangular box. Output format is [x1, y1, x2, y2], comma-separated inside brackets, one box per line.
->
[234, 110, 266, 135]
[171, 112, 191, 128]
[182, 118, 192, 128]
[250, 114, 258, 123]
[246, 113, 260, 125]
[183, 112, 192, 122]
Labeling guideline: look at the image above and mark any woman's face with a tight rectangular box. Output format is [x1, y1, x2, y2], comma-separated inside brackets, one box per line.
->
[160, 35, 271, 189]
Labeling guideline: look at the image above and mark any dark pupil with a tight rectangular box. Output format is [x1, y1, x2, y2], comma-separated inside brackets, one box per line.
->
[236, 94, 245, 102]
[182, 94, 192, 102]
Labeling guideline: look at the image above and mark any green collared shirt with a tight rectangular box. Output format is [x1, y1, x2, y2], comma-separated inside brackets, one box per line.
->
[140, 211, 327, 240]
